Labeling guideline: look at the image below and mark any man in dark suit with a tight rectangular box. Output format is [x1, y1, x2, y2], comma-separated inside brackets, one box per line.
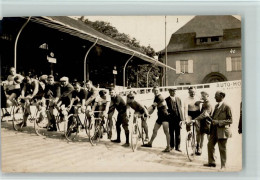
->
[204, 91, 232, 170]
[165, 88, 184, 152]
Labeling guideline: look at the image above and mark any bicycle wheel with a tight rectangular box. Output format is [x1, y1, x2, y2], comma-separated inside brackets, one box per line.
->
[186, 131, 196, 161]
[34, 114, 49, 136]
[131, 122, 141, 152]
[64, 114, 78, 141]
[12, 106, 24, 131]
[140, 127, 145, 145]
[105, 117, 112, 139]
[88, 119, 102, 146]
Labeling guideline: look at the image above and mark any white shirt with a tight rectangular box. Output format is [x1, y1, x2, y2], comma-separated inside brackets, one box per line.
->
[6, 74, 24, 90]
[170, 96, 176, 102]
[216, 101, 224, 109]
[95, 95, 111, 106]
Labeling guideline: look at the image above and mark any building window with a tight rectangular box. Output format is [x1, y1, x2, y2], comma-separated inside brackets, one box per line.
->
[200, 37, 208, 43]
[211, 36, 219, 42]
[180, 60, 188, 73]
[176, 60, 193, 74]
[196, 36, 222, 45]
[226, 57, 242, 72]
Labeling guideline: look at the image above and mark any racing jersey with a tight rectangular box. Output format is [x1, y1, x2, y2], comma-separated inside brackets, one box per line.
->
[110, 94, 127, 114]
[127, 100, 145, 114]
[44, 83, 61, 98]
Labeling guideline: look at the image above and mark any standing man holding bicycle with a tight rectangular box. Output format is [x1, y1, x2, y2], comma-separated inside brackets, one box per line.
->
[109, 87, 130, 147]
[165, 88, 184, 152]
[184, 87, 202, 155]
[126, 92, 150, 142]
[142, 86, 171, 152]
[193, 91, 213, 155]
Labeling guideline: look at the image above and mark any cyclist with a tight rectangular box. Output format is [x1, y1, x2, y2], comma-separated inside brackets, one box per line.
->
[64, 82, 88, 132]
[142, 86, 171, 152]
[43, 75, 61, 131]
[91, 90, 111, 138]
[56, 76, 74, 126]
[4, 67, 24, 110]
[56, 76, 74, 108]
[126, 92, 149, 141]
[84, 80, 99, 125]
[19, 76, 45, 127]
[109, 87, 130, 147]
[67, 82, 87, 114]
[85, 80, 99, 107]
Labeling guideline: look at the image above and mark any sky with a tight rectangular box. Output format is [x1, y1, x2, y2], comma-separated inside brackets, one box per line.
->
[74, 16, 241, 52]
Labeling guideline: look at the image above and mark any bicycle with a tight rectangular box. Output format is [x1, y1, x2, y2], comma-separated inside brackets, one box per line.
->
[34, 98, 58, 136]
[185, 118, 197, 161]
[131, 113, 147, 152]
[88, 111, 107, 146]
[12, 97, 38, 131]
[64, 105, 89, 142]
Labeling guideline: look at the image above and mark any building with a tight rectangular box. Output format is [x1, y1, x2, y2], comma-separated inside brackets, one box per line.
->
[1, 16, 173, 88]
[158, 15, 241, 86]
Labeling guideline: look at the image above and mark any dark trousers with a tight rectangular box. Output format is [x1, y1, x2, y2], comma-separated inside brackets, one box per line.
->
[208, 127, 228, 168]
[115, 112, 129, 143]
[168, 116, 181, 150]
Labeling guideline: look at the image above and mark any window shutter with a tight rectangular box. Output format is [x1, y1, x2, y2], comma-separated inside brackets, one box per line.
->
[226, 57, 232, 71]
[188, 60, 193, 73]
[176, 60, 180, 74]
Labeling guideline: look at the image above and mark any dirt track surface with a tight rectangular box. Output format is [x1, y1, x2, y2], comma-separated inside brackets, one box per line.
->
[1, 119, 241, 172]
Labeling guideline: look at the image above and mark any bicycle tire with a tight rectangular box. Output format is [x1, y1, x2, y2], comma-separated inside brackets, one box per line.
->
[88, 119, 102, 146]
[64, 114, 78, 141]
[140, 127, 145, 145]
[34, 114, 49, 136]
[12, 105, 24, 131]
[186, 131, 196, 161]
[131, 123, 140, 152]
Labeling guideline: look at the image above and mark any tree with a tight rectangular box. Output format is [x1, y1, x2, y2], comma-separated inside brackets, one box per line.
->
[78, 17, 160, 87]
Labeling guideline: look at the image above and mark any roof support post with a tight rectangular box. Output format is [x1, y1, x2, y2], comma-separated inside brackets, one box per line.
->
[123, 53, 135, 89]
[84, 38, 98, 87]
[14, 16, 31, 70]
[146, 60, 159, 88]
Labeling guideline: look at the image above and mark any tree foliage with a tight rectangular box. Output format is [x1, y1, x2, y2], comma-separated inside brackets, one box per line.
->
[78, 16, 161, 87]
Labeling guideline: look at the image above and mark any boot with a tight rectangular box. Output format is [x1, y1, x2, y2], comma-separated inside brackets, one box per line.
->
[111, 125, 121, 143]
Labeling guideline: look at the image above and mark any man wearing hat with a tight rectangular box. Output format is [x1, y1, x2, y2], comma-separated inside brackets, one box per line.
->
[203, 91, 232, 170]
[165, 88, 184, 152]
[193, 91, 213, 155]
[57, 76, 74, 108]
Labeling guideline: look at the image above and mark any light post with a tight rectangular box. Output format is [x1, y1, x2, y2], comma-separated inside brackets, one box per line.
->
[14, 16, 31, 69]
[146, 56, 158, 88]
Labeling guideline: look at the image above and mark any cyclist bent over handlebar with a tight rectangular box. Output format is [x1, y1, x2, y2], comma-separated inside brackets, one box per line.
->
[19, 76, 45, 127]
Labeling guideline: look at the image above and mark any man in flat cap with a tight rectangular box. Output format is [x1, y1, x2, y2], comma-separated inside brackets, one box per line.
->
[203, 91, 232, 170]
[165, 88, 184, 152]
[193, 91, 213, 155]
[57, 76, 74, 112]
